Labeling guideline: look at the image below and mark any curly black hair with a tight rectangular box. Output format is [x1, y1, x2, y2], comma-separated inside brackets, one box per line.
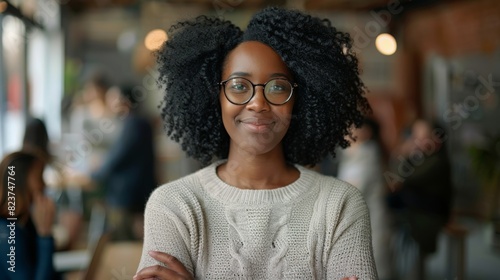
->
[156, 7, 370, 166]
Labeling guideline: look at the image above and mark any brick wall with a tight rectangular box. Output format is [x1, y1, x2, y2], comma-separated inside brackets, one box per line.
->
[404, 0, 500, 56]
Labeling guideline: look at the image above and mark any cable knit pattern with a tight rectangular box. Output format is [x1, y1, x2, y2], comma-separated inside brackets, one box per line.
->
[137, 161, 378, 279]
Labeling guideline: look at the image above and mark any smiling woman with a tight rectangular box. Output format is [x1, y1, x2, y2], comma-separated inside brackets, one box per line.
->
[135, 7, 376, 280]
[218, 41, 296, 169]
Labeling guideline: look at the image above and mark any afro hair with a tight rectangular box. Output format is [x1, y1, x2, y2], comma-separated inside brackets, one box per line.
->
[156, 7, 370, 166]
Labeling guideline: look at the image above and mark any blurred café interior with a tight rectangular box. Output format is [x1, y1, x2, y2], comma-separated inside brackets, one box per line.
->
[0, 0, 499, 279]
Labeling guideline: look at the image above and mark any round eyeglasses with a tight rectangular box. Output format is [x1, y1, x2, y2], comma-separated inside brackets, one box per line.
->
[219, 77, 298, 105]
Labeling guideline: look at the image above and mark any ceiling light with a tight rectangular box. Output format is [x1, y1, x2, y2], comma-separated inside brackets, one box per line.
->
[144, 29, 167, 51]
[375, 33, 397, 56]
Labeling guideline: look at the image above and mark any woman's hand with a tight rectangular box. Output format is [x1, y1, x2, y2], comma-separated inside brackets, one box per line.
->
[342, 277, 358, 280]
[134, 251, 194, 280]
[31, 194, 55, 237]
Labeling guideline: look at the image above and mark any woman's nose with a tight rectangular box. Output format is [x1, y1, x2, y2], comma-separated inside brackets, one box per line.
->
[246, 86, 270, 112]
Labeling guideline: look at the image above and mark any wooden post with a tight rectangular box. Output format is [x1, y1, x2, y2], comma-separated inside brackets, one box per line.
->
[445, 222, 468, 280]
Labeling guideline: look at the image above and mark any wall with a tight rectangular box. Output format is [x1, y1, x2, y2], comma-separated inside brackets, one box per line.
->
[400, 0, 500, 217]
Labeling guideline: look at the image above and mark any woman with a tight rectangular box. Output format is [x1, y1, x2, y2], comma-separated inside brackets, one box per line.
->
[22, 117, 84, 251]
[135, 7, 376, 280]
[22, 118, 50, 160]
[0, 151, 58, 280]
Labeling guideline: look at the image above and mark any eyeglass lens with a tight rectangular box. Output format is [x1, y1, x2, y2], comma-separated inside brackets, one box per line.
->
[224, 78, 293, 105]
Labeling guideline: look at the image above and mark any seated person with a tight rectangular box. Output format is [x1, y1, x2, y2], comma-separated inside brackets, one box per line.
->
[22, 117, 84, 251]
[0, 151, 59, 280]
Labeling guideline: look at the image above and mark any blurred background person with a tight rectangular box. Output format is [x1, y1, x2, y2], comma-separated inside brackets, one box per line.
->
[66, 71, 118, 175]
[337, 118, 395, 280]
[89, 85, 157, 241]
[0, 151, 60, 280]
[388, 119, 453, 280]
[72, 71, 112, 128]
[62, 72, 122, 244]
[22, 117, 50, 160]
[22, 117, 84, 251]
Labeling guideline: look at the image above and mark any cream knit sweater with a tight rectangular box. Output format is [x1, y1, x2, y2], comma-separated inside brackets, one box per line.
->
[137, 161, 378, 279]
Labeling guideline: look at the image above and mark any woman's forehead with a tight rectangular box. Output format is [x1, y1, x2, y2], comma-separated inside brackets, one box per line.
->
[222, 41, 291, 79]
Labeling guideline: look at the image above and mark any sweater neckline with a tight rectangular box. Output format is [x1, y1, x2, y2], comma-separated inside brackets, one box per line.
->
[198, 160, 316, 205]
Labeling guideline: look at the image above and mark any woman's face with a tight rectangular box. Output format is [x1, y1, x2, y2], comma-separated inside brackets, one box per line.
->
[220, 41, 295, 156]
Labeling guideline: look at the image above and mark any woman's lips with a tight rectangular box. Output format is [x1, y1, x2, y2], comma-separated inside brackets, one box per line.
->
[239, 117, 275, 133]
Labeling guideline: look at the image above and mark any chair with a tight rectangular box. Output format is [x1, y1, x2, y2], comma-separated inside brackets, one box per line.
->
[92, 240, 143, 280]
[53, 204, 107, 274]
[82, 232, 111, 280]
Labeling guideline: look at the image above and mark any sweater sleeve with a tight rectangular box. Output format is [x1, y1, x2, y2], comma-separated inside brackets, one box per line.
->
[325, 184, 378, 280]
[136, 184, 198, 276]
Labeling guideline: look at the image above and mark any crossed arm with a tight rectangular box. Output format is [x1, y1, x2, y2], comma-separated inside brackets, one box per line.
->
[134, 251, 358, 280]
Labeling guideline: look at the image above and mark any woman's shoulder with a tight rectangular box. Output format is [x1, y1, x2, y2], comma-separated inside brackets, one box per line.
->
[303, 170, 370, 230]
[149, 172, 201, 198]
[302, 167, 367, 210]
[146, 166, 211, 208]
[303, 167, 362, 196]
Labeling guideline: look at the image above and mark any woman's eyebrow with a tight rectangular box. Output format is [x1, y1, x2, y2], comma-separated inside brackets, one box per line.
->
[269, 73, 290, 79]
[228, 72, 251, 78]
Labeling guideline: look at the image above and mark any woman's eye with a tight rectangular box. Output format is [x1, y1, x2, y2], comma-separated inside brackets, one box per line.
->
[267, 83, 290, 94]
[230, 84, 248, 92]
[269, 85, 285, 91]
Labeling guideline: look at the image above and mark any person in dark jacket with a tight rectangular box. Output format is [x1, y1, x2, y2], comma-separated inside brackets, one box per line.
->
[389, 119, 453, 280]
[91, 85, 157, 241]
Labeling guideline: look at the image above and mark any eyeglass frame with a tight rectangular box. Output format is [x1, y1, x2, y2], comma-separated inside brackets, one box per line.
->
[218, 77, 298, 106]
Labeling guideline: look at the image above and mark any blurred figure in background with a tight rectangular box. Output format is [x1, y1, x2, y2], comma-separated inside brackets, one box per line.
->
[337, 118, 395, 280]
[79, 72, 112, 122]
[22, 118, 83, 251]
[63, 72, 121, 243]
[22, 118, 50, 159]
[90, 85, 157, 241]
[0, 151, 60, 280]
[66, 71, 117, 173]
[388, 119, 453, 280]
